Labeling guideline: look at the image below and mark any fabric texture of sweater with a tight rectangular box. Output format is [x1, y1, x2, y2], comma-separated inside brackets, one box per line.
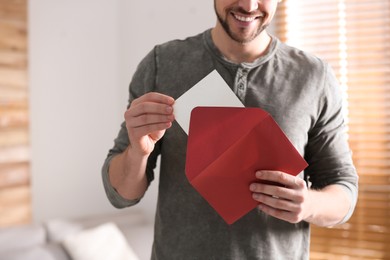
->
[102, 29, 358, 260]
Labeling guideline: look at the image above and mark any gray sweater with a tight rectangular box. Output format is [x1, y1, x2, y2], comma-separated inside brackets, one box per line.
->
[102, 29, 358, 260]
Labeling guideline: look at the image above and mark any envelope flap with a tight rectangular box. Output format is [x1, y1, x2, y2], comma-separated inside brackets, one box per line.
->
[185, 107, 269, 181]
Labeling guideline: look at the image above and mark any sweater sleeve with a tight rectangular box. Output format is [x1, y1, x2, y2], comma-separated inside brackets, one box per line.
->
[304, 63, 358, 223]
[101, 48, 161, 208]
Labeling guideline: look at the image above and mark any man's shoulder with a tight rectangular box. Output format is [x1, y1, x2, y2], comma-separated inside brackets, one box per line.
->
[275, 38, 327, 70]
[155, 30, 208, 57]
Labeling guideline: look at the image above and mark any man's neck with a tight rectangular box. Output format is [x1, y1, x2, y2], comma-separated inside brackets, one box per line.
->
[211, 25, 272, 64]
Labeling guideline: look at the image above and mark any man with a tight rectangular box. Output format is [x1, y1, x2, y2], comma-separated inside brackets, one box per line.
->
[102, 0, 358, 259]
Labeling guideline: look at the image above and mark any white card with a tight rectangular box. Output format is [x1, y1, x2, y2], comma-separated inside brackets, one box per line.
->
[174, 70, 244, 135]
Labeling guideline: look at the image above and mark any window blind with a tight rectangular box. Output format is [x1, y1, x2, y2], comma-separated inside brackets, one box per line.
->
[0, 0, 31, 227]
[275, 0, 390, 259]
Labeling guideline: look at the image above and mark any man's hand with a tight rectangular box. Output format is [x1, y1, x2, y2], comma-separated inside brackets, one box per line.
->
[108, 92, 174, 201]
[250, 170, 352, 226]
[125, 92, 175, 156]
[250, 170, 311, 224]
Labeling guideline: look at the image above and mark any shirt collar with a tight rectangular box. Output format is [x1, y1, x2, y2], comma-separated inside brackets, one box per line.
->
[203, 29, 279, 70]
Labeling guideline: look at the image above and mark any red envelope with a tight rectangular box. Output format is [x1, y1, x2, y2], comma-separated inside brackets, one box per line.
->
[186, 107, 308, 224]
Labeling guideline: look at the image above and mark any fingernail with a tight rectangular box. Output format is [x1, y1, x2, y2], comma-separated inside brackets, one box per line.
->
[250, 184, 257, 191]
[166, 106, 173, 113]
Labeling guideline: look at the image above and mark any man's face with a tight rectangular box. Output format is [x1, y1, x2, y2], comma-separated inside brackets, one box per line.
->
[214, 0, 279, 44]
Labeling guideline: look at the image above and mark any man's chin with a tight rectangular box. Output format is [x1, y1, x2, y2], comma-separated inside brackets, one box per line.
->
[229, 28, 266, 44]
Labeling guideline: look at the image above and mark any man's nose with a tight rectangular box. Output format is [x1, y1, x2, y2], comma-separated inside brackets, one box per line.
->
[238, 0, 259, 12]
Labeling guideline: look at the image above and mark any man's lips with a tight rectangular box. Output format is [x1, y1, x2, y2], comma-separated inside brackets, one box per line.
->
[232, 12, 263, 23]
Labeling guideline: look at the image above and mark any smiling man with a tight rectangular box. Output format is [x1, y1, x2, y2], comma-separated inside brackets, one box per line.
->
[102, 0, 358, 259]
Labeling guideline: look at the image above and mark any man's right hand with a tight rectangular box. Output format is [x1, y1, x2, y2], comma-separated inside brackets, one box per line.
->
[124, 92, 175, 156]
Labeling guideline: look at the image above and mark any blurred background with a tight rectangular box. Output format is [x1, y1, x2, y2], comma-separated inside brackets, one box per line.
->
[0, 0, 389, 259]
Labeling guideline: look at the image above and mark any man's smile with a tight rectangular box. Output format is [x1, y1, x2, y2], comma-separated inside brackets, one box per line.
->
[232, 13, 263, 23]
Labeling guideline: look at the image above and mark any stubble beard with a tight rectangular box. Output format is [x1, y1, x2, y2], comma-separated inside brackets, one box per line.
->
[215, 4, 269, 44]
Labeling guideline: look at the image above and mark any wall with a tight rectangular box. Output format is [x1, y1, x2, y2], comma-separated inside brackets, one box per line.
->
[29, 0, 214, 223]
[29, 0, 122, 222]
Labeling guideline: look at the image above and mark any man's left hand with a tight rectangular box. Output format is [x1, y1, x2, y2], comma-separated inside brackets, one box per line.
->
[249, 170, 312, 223]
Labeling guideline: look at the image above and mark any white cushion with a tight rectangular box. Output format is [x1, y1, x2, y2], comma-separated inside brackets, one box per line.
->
[62, 222, 139, 260]
[0, 224, 46, 253]
[45, 219, 83, 243]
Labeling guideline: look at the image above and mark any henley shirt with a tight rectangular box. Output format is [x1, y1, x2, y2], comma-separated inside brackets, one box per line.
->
[102, 29, 358, 260]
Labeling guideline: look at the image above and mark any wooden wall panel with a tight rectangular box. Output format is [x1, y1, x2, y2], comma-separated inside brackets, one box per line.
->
[0, 1, 27, 21]
[0, 0, 30, 227]
[0, 186, 31, 226]
[0, 162, 30, 188]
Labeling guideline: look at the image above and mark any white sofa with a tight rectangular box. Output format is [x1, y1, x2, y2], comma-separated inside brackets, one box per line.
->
[0, 209, 154, 260]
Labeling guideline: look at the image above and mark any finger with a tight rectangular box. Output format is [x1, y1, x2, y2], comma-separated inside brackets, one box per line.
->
[257, 203, 302, 224]
[255, 170, 293, 185]
[250, 181, 307, 204]
[128, 102, 174, 118]
[131, 92, 174, 107]
[130, 122, 172, 140]
[252, 193, 300, 212]
[127, 113, 174, 129]
[255, 170, 306, 189]
[250, 182, 293, 199]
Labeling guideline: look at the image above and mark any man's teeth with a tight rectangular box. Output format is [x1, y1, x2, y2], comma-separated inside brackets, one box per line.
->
[234, 14, 256, 22]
